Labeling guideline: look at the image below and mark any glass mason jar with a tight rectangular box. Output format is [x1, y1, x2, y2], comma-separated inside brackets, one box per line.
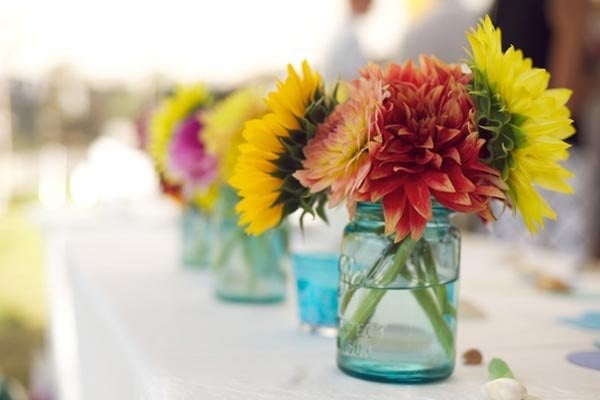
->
[181, 205, 213, 269]
[337, 201, 460, 383]
[213, 186, 288, 303]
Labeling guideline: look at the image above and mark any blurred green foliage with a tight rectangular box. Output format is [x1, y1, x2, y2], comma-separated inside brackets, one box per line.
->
[0, 203, 45, 388]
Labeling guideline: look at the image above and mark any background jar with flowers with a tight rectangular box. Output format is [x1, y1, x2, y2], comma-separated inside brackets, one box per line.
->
[204, 87, 290, 303]
[147, 83, 218, 269]
[212, 185, 289, 303]
[228, 64, 340, 306]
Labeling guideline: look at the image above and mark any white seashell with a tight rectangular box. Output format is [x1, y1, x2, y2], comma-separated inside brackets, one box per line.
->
[481, 377, 528, 400]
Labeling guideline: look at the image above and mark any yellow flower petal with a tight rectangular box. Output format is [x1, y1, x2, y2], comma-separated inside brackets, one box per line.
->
[202, 87, 267, 182]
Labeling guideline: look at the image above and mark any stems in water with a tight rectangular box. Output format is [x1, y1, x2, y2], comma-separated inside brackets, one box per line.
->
[339, 238, 455, 359]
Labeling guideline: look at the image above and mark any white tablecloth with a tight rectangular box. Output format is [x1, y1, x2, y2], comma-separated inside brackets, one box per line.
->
[43, 209, 600, 400]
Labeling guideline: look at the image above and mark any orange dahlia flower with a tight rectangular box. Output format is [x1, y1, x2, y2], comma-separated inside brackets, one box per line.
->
[363, 56, 506, 241]
[295, 68, 388, 206]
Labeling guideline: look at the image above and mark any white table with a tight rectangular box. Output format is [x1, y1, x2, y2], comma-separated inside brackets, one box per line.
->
[43, 209, 600, 400]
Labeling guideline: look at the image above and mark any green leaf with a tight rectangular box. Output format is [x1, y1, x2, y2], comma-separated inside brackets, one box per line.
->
[265, 83, 339, 226]
[469, 68, 525, 185]
[488, 358, 515, 380]
[510, 113, 528, 126]
[315, 194, 329, 223]
[282, 199, 301, 218]
[0, 378, 11, 400]
[507, 153, 516, 169]
[287, 129, 307, 145]
[331, 81, 341, 103]
[273, 152, 301, 173]
[510, 125, 528, 148]
[501, 165, 510, 181]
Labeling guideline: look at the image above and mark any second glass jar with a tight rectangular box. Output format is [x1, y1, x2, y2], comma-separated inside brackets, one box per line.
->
[213, 186, 288, 303]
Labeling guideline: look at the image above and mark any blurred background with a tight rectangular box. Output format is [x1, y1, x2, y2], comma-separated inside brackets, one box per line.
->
[0, 0, 599, 397]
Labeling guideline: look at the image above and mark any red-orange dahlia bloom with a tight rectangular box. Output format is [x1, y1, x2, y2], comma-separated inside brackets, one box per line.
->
[361, 56, 506, 241]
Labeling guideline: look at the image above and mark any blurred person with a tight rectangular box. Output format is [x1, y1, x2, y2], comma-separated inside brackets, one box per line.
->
[492, 0, 592, 140]
[488, 0, 598, 262]
[320, 0, 372, 81]
[589, 2, 600, 260]
[396, 0, 481, 63]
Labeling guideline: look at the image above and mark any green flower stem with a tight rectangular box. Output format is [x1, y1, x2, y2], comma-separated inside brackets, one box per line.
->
[339, 239, 397, 314]
[421, 243, 456, 318]
[214, 227, 244, 272]
[241, 233, 274, 291]
[242, 234, 258, 291]
[339, 284, 356, 315]
[340, 238, 416, 343]
[400, 267, 454, 359]
[340, 239, 455, 359]
[339, 255, 385, 315]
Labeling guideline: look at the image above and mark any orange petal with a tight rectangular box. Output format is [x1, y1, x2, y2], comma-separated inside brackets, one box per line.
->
[409, 207, 427, 240]
[423, 171, 455, 193]
[405, 178, 432, 219]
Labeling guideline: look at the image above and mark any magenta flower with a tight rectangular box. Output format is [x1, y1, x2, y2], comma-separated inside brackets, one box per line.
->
[167, 114, 218, 195]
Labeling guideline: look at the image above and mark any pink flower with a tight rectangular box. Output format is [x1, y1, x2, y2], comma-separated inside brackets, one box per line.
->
[167, 114, 218, 196]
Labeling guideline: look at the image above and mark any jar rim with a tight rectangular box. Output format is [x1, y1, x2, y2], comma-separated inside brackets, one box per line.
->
[356, 200, 452, 213]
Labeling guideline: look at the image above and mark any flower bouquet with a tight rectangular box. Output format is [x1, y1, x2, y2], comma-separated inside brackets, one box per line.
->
[229, 63, 342, 310]
[148, 83, 218, 268]
[230, 17, 574, 382]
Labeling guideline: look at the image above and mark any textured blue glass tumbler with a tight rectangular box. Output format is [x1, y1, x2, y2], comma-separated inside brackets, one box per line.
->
[292, 252, 339, 336]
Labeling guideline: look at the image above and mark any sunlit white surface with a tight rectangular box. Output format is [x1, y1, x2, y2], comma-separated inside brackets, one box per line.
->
[45, 234, 82, 400]
[41, 208, 600, 400]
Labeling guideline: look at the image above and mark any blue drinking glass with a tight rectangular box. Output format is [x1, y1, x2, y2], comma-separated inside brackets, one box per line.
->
[292, 252, 339, 336]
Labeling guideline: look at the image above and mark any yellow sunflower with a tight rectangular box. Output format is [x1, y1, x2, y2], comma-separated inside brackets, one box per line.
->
[148, 83, 212, 179]
[203, 87, 267, 182]
[229, 61, 336, 235]
[467, 16, 575, 233]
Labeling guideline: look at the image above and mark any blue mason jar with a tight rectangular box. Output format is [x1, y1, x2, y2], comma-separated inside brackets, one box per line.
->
[181, 205, 213, 269]
[337, 201, 460, 382]
[213, 186, 288, 303]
